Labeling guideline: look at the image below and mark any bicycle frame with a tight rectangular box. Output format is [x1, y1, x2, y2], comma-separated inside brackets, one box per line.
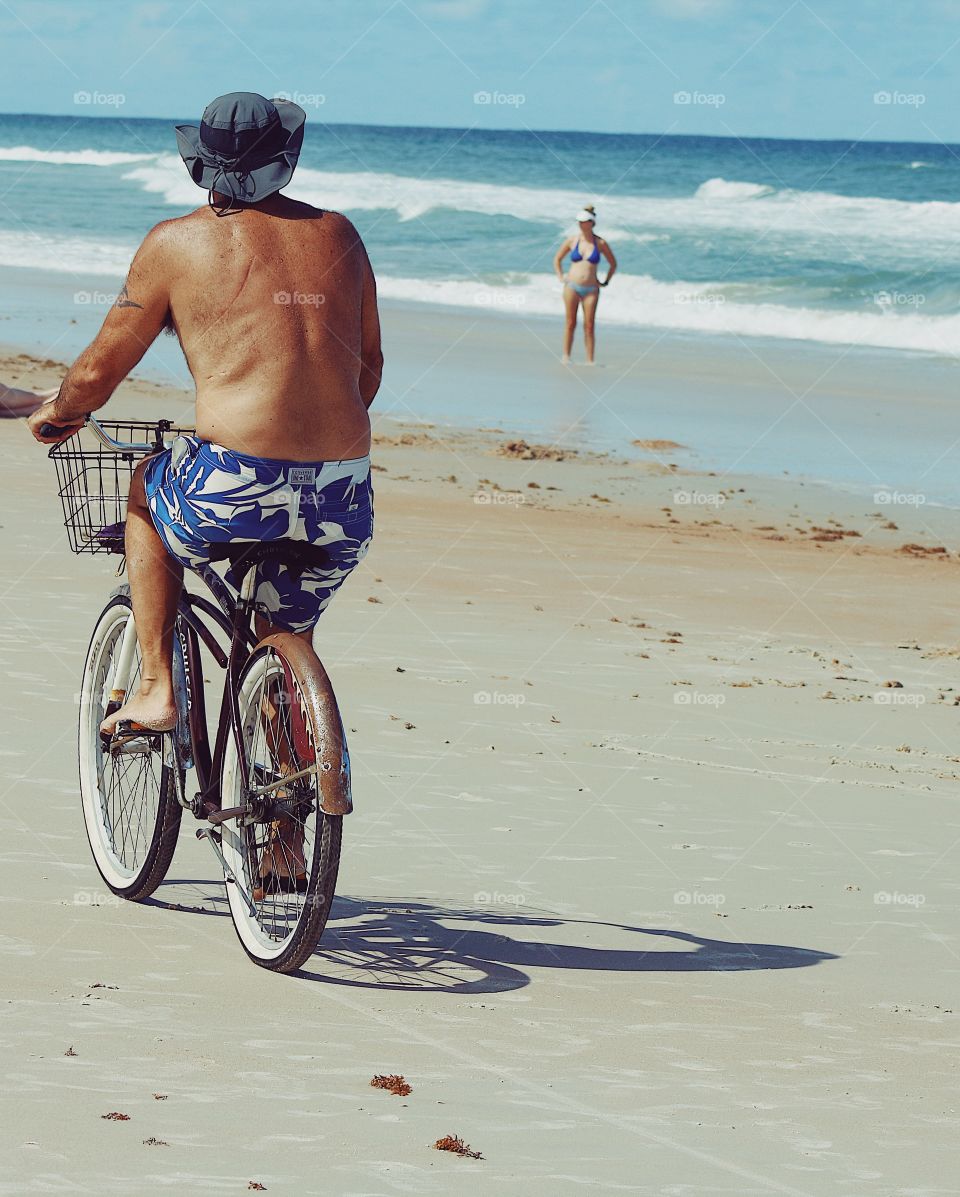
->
[174, 563, 259, 818]
[80, 415, 281, 820]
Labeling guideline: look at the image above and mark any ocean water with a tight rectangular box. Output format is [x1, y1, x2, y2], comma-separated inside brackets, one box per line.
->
[2, 112, 960, 356]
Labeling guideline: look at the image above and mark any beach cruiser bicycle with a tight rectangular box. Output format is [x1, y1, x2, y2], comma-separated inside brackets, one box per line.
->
[45, 415, 351, 973]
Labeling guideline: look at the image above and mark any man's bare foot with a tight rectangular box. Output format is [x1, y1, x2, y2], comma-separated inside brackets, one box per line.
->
[254, 818, 306, 898]
[100, 689, 177, 736]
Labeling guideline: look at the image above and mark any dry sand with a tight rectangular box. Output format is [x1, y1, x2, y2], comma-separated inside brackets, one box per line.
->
[1, 348, 958, 1195]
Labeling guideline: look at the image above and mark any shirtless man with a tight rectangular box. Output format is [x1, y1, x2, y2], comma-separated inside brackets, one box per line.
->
[28, 93, 383, 736]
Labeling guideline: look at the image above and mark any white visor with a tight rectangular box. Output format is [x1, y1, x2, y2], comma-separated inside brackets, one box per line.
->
[576, 209, 596, 223]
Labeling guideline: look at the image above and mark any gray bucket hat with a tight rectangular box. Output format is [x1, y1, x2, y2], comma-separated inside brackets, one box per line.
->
[175, 91, 306, 214]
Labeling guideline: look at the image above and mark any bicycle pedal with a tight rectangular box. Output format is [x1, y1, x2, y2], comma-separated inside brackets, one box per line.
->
[107, 723, 160, 754]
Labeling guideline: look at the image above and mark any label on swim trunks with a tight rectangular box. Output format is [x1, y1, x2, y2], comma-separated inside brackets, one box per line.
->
[288, 467, 317, 485]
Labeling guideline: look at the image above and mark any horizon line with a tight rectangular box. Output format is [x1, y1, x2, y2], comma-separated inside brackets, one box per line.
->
[0, 110, 955, 150]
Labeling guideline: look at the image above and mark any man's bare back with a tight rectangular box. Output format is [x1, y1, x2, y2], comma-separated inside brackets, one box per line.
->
[35, 193, 382, 465]
[164, 195, 377, 461]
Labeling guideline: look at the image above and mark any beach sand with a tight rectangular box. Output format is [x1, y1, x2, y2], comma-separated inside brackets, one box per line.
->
[1, 330, 958, 1195]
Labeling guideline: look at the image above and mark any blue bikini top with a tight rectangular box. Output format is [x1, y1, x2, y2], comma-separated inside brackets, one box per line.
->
[570, 238, 600, 264]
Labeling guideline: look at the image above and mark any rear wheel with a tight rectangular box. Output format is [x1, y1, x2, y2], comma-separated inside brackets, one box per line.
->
[78, 588, 182, 900]
[220, 637, 345, 972]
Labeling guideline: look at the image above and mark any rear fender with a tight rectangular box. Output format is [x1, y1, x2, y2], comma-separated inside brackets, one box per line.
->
[260, 633, 352, 816]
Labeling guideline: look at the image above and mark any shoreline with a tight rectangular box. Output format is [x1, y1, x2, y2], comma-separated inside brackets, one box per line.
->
[4, 292, 960, 506]
[4, 343, 960, 556]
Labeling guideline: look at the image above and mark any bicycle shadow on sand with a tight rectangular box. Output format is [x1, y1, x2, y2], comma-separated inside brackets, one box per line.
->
[294, 895, 837, 992]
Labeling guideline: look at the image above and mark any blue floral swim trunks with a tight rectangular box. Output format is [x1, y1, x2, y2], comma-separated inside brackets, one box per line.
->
[143, 436, 373, 634]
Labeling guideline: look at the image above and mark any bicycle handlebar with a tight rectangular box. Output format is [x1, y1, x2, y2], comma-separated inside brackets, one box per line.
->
[44, 415, 159, 455]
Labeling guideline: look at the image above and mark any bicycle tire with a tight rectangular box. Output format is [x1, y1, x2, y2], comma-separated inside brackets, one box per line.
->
[78, 587, 183, 901]
[220, 635, 345, 973]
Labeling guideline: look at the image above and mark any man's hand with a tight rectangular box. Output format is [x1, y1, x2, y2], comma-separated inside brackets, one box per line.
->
[26, 399, 85, 444]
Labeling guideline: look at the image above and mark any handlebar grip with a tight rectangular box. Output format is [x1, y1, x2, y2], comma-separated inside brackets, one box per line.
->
[40, 422, 72, 438]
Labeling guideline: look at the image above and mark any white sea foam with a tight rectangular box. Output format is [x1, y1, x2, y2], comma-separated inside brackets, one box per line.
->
[694, 178, 774, 200]
[0, 229, 134, 276]
[0, 145, 155, 166]
[2, 222, 956, 354]
[375, 272, 960, 355]
[5, 149, 960, 355]
[119, 158, 960, 253]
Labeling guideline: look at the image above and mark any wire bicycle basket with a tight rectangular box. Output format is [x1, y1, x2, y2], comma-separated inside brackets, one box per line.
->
[48, 418, 192, 555]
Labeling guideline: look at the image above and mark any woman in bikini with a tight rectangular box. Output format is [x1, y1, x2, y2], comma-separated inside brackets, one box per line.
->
[554, 205, 617, 364]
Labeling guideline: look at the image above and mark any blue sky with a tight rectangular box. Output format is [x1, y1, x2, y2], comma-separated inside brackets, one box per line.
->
[1, 0, 958, 142]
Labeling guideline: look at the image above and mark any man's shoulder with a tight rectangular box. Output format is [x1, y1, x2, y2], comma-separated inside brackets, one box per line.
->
[137, 212, 199, 252]
[285, 201, 359, 237]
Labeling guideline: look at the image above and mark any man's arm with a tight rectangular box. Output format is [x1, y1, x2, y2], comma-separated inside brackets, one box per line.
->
[28, 224, 172, 442]
[358, 241, 383, 410]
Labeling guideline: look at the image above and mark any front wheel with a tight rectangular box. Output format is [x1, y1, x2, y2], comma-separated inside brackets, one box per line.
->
[78, 588, 183, 900]
[220, 636, 345, 972]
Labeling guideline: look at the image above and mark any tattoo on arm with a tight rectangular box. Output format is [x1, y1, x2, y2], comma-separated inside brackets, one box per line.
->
[114, 283, 143, 310]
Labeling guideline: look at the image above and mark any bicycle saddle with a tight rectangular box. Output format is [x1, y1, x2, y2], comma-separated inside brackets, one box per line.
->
[208, 539, 333, 581]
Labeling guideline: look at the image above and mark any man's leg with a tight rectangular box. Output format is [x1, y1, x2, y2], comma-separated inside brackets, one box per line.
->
[252, 614, 314, 889]
[100, 459, 183, 733]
